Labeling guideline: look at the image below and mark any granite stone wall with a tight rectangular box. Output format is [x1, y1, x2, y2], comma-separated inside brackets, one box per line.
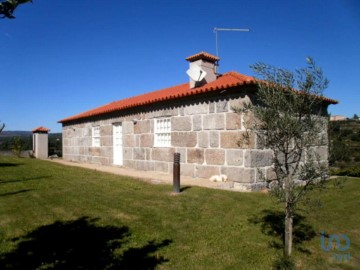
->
[62, 92, 330, 189]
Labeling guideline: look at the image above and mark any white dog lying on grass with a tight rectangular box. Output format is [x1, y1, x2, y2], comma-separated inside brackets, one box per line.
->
[209, 174, 228, 182]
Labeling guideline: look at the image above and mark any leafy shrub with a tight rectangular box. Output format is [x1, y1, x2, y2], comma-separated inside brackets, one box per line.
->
[350, 133, 360, 142]
[331, 167, 360, 177]
[328, 119, 360, 166]
[329, 140, 351, 165]
[341, 129, 353, 137]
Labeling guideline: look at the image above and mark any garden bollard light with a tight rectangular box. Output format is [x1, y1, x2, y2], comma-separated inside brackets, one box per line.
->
[173, 153, 181, 193]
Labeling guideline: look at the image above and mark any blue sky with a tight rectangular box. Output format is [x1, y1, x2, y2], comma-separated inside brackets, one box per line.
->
[1, 0, 359, 132]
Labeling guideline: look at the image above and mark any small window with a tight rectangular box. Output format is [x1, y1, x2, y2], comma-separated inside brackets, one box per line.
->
[154, 118, 171, 147]
[92, 126, 100, 147]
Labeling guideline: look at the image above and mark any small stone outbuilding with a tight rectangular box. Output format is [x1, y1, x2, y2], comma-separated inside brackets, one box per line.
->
[32, 126, 50, 159]
[58, 52, 337, 190]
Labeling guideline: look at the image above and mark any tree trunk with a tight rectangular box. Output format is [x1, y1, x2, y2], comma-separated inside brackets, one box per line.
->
[284, 203, 293, 257]
[284, 173, 293, 257]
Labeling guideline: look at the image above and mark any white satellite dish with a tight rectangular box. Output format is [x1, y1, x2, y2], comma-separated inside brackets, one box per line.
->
[186, 65, 207, 82]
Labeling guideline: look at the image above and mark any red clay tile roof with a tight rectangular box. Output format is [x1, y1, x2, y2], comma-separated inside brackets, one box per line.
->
[32, 126, 50, 133]
[186, 51, 220, 62]
[58, 71, 255, 123]
[58, 71, 338, 124]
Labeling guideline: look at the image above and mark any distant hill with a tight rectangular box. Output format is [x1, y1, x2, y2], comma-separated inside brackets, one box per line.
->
[0, 131, 62, 137]
[0, 131, 32, 137]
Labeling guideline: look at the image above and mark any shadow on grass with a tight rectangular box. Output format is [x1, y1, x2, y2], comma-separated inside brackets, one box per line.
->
[0, 175, 52, 184]
[0, 189, 33, 197]
[180, 186, 192, 192]
[248, 209, 316, 254]
[0, 163, 23, 167]
[0, 217, 172, 269]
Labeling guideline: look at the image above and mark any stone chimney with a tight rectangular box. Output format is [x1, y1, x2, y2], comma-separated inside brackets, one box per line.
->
[186, 52, 219, 88]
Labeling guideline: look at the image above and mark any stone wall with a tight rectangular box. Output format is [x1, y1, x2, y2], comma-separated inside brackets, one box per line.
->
[62, 91, 330, 188]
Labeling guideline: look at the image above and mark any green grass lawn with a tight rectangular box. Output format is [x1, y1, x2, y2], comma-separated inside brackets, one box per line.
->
[0, 156, 358, 269]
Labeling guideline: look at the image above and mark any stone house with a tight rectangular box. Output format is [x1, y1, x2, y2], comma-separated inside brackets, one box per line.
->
[58, 52, 337, 190]
[330, 115, 346, 121]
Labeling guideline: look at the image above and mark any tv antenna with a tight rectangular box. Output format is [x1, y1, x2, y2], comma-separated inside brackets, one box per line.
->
[214, 27, 250, 58]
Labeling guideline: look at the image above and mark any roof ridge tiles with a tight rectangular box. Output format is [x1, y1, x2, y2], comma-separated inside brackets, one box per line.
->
[226, 71, 255, 82]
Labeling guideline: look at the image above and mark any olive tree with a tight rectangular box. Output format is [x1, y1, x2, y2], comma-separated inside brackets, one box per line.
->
[237, 58, 331, 258]
[0, 0, 32, 19]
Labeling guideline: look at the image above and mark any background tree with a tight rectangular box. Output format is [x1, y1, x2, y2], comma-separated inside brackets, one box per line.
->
[328, 117, 360, 167]
[0, 122, 4, 133]
[11, 136, 24, 157]
[237, 58, 330, 259]
[0, 0, 32, 19]
[328, 121, 351, 165]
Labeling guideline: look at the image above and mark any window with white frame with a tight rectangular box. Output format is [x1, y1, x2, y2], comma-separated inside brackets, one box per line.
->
[154, 118, 171, 147]
[92, 126, 100, 147]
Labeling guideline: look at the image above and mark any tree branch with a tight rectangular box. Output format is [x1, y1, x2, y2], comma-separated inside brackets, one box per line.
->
[0, 0, 32, 19]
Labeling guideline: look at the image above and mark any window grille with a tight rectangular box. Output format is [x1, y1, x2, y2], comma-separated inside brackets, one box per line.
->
[154, 118, 171, 147]
[92, 126, 100, 147]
